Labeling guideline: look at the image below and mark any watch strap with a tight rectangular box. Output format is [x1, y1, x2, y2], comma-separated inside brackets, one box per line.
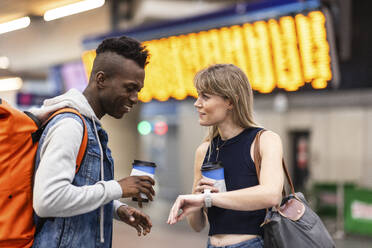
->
[204, 189, 212, 208]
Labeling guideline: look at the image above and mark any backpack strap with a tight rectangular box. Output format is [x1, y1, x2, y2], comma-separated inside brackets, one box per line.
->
[44, 108, 88, 174]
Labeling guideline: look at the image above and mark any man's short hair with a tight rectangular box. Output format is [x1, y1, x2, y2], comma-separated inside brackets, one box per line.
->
[96, 36, 149, 69]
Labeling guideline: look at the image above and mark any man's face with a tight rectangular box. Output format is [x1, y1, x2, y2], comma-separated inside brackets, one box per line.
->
[100, 57, 145, 119]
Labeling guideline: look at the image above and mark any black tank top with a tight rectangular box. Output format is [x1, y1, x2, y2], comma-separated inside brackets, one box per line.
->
[203, 127, 265, 236]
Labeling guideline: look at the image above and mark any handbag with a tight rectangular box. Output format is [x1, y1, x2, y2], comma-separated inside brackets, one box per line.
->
[253, 130, 335, 248]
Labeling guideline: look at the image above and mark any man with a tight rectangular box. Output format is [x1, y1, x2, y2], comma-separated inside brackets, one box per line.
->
[30, 36, 155, 247]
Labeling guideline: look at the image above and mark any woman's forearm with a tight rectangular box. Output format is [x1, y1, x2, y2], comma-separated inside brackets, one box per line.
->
[187, 208, 207, 232]
[210, 185, 282, 211]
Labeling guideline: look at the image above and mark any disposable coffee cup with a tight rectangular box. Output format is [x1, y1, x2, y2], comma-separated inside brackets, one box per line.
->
[201, 161, 226, 193]
[130, 160, 156, 202]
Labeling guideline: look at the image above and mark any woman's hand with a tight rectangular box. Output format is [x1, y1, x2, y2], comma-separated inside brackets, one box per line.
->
[167, 194, 205, 225]
[193, 178, 219, 194]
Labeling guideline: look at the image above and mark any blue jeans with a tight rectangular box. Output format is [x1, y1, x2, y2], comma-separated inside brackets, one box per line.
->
[207, 237, 264, 248]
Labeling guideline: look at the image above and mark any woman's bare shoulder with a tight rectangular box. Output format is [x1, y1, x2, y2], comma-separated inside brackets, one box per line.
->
[193, 142, 210, 172]
[261, 130, 281, 144]
[259, 130, 283, 154]
[196, 141, 210, 156]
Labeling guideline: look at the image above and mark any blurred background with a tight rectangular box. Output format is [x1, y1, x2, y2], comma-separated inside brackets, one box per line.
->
[1, 0, 372, 247]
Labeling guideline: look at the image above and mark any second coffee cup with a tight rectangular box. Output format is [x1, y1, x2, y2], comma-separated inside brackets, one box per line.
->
[130, 160, 156, 202]
[201, 161, 226, 193]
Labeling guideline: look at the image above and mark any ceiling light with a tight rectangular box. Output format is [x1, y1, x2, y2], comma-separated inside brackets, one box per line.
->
[0, 57, 10, 69]
[44, 0, 105, 21]
[0, 17, 31, 35]
[0, 77, 23, 91]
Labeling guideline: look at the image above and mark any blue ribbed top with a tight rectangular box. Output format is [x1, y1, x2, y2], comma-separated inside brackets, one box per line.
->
[203, 127, 265, 236]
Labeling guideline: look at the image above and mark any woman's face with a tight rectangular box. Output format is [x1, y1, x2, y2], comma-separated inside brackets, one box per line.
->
[194, 92, 232, 126]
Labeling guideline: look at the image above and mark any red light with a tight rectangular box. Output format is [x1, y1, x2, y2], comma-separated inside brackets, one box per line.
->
[154, 121, 168, 135]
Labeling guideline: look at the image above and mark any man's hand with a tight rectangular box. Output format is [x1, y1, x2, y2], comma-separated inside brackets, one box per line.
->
[117, 176, 155, 208]
[117, 205, 152, 236]
[167, 194, 204, 225]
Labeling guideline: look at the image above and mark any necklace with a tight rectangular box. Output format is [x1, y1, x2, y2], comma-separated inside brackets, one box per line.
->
[215, 136, 227, 161]
[216, 136, 227, 151]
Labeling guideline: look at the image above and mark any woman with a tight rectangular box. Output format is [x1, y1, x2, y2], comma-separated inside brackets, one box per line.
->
[167, 64, 284, 248]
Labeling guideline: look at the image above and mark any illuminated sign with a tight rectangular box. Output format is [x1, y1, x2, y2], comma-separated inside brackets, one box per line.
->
[137, 120, 152, 135]
[154, 121, 168, 136]
[136, 120, 169, 135]
[82, 10, 332, 102]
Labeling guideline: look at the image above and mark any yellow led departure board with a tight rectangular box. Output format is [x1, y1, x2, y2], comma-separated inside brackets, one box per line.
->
[82, 10, 332, 102]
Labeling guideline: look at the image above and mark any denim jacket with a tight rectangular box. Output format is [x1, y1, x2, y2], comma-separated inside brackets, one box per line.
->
[33, 113, 114, 248]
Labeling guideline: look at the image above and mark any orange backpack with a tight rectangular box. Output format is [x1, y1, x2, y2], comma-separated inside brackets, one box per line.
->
[0, 98, 88, 248]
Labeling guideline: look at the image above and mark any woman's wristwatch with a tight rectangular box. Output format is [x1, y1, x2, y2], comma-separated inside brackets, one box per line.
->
[203, 189, 212, 208]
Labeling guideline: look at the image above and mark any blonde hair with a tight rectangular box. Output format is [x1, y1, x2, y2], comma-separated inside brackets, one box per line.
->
[194, 64, 258, 142]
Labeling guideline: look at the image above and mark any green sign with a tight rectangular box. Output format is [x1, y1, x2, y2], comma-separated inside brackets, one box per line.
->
[344, 187, 372, 236]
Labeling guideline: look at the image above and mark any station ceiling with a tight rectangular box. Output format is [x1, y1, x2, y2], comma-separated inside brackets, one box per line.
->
[0, 0, 85, 22]
[0, 0, 243, 23]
